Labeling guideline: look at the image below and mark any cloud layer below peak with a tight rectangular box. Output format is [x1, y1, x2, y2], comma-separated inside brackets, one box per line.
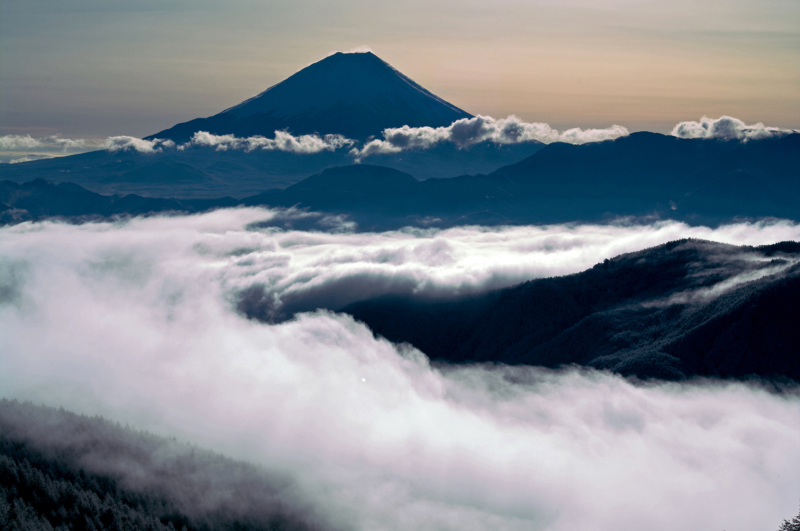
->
[1, 211, 798, 530]
[184, 130, 354, 154]
[2, 115, 796, 164]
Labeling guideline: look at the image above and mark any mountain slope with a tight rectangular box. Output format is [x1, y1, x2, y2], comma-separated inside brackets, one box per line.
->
[147, 52, 472, 143]
[0, 400, 330, 531]
[0, 140, 543, 199]
[488, 131, 800, 220]
[341, 240, 800, 381]
[0, 179, 237, 224]
[242, 133, 800, 229]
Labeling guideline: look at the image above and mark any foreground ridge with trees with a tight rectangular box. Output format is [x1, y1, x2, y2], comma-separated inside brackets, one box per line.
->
[0, 400, 330, 531]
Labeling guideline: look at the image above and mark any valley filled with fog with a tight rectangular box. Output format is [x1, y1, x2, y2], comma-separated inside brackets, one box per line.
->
[2, 209, 798, 530]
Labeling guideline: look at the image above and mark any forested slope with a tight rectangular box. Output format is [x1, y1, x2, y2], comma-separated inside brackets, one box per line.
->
[0, 400, 331, 531]
[343, 240, 800, 380]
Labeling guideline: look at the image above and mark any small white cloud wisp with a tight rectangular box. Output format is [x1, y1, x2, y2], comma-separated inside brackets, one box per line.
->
[351, 115, 629, 160]
[0, 134, 93, 152]
[671, 116, 799, 141]
[104, 136, 176, 153]
[183, 130, 355, 153]
[1, 210, 799, 531]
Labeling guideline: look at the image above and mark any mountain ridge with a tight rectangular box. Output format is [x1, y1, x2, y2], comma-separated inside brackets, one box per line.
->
[3, 132, 799, 229]
[339, 239, 800, 381]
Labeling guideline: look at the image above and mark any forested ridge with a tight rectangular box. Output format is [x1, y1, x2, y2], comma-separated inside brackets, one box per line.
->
[0, 400, 330, 531]
[343, 239, 800, 380]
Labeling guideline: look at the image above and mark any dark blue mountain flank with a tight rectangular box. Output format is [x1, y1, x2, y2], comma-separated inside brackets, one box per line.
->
[338, 240, 800, 381]
[0, 140, 543, 199]
[353, 139, 545, 181]
[0, 400, 330, 531]
[488, 130, 800, 221]
[146, 52, 473, 143]
[0, 147, 354, 199]
[0, 178, 237, 225]
[3, 132, 798, 228]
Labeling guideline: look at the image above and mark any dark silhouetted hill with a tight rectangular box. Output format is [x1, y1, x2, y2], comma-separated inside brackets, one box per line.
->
[0, 179, 237, 224]
[240, 133, 799, 229]
[0, 148, 354, 199]
[0, 140, 543, 199]
[487, 130, 800, 221]
[341, 240, 800, 381]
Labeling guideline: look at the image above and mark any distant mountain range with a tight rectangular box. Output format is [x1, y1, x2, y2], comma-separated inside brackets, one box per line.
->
[1, 51, 541, 197]
[0, 139, 545, 199]
[339, 239, 800, 381]
[3, 49, 797, 222]
[241, 132, 800, 229]
[4, 131, 796, 228]
[147, 51, 472, 143]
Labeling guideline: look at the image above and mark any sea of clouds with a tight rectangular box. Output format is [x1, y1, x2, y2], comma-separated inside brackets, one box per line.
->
[5, 115, 795, 163]
[1, 209, 799, 531]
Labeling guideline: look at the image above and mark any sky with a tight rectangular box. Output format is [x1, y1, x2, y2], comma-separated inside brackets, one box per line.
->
[1, 0, 798, 139]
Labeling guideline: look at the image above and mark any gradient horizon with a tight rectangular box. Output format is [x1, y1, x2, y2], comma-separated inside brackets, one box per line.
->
[1, 0, 798, 138]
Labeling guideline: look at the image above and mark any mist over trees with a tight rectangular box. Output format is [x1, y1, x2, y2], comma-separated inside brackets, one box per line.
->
[0, 400, 332, 531]
[778, 501, 800, 531]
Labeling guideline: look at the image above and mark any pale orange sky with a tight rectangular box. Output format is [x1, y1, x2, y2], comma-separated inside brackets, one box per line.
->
[1, 0, 798, 137]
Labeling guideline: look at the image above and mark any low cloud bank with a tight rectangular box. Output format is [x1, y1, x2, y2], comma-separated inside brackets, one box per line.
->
[0, 210, 798, 531]
[0, 134, 175, 159]
[0, 134, 101, 154]
[4, 115, 794, 163]
[104, 136, 175, 153]
[671, 116, 799, 141]
[132, 211, 800, 318]
[0, 131, 354, 158]
[8, 154, 54, 164]
[183, 130, 354, 153]
[351, 115, 629, 160]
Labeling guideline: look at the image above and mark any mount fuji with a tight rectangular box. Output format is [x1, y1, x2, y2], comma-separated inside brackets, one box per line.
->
[3, 51, 550, 197]
[147, 51, 473, 143]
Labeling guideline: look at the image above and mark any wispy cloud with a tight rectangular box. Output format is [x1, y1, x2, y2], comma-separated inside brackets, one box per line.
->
[644, 254, 799, 307]
[1, 211, 798, 530]
[671, 116, 799, 141]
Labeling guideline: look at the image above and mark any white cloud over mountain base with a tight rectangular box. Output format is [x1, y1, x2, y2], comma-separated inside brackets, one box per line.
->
[350, 115, 630, 159]
[3, 116, 796, 163]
